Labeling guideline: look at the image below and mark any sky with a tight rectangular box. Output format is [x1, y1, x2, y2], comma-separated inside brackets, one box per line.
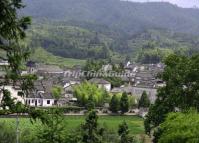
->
[127, 0, 199, 8]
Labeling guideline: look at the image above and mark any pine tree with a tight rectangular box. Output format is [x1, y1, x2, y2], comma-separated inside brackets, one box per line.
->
[138, 91, 150, 108]
[120, 92, 129, 114]
[81, 111, 102, 143]
[109, 95, 119, 113]
[118, 121, 136, 143]
[86, 95, 95, 111]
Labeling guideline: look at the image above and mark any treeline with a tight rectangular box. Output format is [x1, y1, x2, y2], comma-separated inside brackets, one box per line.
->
[28, 21, 199, 64]
[28, 23, 111, 59]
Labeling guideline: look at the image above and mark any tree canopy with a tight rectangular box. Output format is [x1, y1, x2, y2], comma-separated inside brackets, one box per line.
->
[138, 91, 150, 108]
[120, 92, 129, 114]
[73, 81, 108, 106]
[156, 110, 199, 143]
[145, 54, 199, 134]
[109, 95, 120, 113]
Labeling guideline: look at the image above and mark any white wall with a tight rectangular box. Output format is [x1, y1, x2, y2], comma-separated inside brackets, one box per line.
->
[26, 98, 54, 107]
[26, 98, 42, 106]
[98, 84, 111, 92]
[42, 99, 54, 107]
[0, 86, 24, 104]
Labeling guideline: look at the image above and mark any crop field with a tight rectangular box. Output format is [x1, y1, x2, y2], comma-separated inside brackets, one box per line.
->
[0, 115, 144, 134]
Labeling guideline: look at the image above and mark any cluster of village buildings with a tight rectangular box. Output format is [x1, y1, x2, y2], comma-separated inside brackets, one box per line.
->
[0, 60, 165, 108]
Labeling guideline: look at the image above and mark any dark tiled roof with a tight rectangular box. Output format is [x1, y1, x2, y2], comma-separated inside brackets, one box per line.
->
[27, 92, 54, 99]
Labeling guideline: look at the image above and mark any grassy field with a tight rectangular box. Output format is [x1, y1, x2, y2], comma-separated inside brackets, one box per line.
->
[0, 115, 152, 142]
[30, 48, 86, 67]
[0, 116, 144, 134]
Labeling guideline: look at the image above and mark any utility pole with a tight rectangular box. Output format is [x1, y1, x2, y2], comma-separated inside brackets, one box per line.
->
[16, 114, 19, 143]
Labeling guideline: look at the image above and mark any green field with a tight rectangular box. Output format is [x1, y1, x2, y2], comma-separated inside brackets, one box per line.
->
[0, 116, 144, 134]
[30, 48, 86, 67]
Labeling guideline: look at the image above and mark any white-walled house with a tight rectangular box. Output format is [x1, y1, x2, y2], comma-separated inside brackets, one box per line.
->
[26, 92, 55, 107]
[89, 78, 111, 92]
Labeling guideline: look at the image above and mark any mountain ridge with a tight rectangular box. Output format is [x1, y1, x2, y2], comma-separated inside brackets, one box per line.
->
[23, 0, 199, 35]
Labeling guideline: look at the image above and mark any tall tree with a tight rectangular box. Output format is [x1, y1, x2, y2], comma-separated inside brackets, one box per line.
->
[145, 54, 199, 134]
[109, 95, 119, 113]
[81, 110, 102, 143]
[0, 2, 37, 143]
[0, 0, 33, 110]
[138, 91, 150, 108]
[37, 109, 65, 143]
[120, 92, 129, 114]
[86, 95, 95, 111]
[118, 121, 136, 143]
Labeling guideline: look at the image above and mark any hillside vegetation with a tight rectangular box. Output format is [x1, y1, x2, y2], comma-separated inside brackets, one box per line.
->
[30, 48, 86, 67]
[21, 0, 199, 65]
[23, 0, 199, 35]
[28, 22, 113, 60]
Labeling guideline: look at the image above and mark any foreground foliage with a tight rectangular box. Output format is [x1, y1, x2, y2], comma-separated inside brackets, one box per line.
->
[0, 115, 144, 143]
[157, 110, 199, 143]
[145, 54, 199, 135]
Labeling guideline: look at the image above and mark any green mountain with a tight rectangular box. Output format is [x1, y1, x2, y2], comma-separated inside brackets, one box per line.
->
[27, 21, 114, 60]
[21, 0, 199, 65]
[23, 0, 199, 35]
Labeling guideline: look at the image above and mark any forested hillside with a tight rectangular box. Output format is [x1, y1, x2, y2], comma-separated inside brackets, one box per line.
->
[23, 0, 199, 35]
[27, 21, 113, 59]
[21, 0, 199, 64]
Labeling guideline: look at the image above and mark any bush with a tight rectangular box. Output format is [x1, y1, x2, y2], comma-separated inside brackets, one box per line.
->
[157, 110, 199, 143]
[0, 122, 16, 143]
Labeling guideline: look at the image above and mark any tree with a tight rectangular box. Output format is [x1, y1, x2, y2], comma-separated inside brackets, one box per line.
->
[138, 91, 150, 108]
[109, 95, 119, 113]
[37, 109, 65, 143]
[118, 121, 136, 143]
[73, 81, 107, 106]
[86, 95, 95, 111]
[156, 110, 199, 143]
[51, 85, 63, 106]
[0, 0, 32, 106]
[81, 110, 103, 143]
[84, 59, 104, 72]
[120, 92, 129, 114]
[145, 54, 199, 134]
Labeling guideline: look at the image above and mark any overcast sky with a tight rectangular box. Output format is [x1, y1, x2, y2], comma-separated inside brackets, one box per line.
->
[127, 0, 199, 8]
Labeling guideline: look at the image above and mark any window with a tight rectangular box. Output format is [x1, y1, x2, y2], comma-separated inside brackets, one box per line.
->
[47, 100, 50, 104]
[32, 99, 34, 103]
[38, 100, 40, 103]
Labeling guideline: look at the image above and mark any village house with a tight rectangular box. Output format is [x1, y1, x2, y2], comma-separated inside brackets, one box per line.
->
[26, 61, 38, 74]
[63, 84, 78, 104]
[26, 92, 55, 107]
[37, 64, 64, 75]
[111, 85, 157, 103]
[62, 79, 81, 88]
[89, 78, 111, 92]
